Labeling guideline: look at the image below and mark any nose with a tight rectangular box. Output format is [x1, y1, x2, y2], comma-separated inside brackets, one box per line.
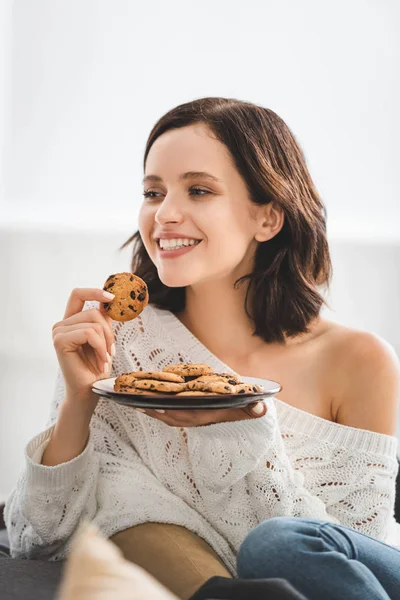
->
[154, 193, 184, 226]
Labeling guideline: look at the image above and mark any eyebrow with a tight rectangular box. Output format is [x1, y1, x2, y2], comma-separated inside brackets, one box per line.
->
[142, 171, 222, 185]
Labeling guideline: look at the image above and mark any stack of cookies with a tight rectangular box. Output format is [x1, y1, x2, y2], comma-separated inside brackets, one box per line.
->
[114, 363, 263, 396]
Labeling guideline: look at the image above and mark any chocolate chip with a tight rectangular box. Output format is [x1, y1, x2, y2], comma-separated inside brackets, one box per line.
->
[138, 292, 146, 301]
[120, 311, 125, 316]
[130, 276, 134, 281]
[106, 274, 115, 281]
[130, 290, 136, 300]
[103, 302, 110, 309]
[238, 389, 245, 394]
[105, 282, 115, 289]
[128, 305, 137, 312]
[227, 379, 237, 385]
[224, 386, 230, 391]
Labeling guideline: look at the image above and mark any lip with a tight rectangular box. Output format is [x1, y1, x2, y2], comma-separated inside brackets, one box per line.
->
[153, 232, 202, 241]
[156, 240, 202, 259]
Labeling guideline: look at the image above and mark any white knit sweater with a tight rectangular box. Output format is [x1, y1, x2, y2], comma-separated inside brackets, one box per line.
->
[5, 303, 400, 574]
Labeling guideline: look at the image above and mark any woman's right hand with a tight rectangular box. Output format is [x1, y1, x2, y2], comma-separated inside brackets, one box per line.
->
[52, 288, 116, 404]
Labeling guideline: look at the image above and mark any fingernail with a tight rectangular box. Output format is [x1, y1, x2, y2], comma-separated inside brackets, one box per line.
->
[103, 291, 115, 300]
[103, 362, 110, 374]
[155, 409, 165, 414]
[136, 408, 146, 413]
[252, 403, 264, 415]
[111, 343, 116, 357]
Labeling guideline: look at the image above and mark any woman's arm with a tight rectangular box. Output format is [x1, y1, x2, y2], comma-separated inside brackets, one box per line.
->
[312, 330, 400, 536]
[332, 331, 399, 435]
[4, 369, 145, 560]
[4, 421, 100, 559]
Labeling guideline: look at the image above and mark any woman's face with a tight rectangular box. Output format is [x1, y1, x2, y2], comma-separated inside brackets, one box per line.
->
[139, 124, 265, 288]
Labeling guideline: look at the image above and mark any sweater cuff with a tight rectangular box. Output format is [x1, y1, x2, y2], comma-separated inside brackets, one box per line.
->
[25, 424, 94, 489]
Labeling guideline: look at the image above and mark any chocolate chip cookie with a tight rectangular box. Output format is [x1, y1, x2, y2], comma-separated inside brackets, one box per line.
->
[133, 380, 186, 394]
[162, 364, 214, 378]
[103, 272, 148, 322]
[215, 372, 241, 384]
[234, 383, 264, 394]
[192, 374, 241, 386]
[176, 390, 215, 396]
[123, 371, 184, 383]
[114, 372, 138, 391]
[126, 389, 164, 396]
[186, 380, 236, 394]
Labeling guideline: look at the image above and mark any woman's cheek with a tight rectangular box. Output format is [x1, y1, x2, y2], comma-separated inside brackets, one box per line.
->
[138, 206, 153, 252]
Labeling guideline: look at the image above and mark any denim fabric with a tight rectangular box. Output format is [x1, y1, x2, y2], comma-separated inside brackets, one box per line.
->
[237, 517, 400, 600]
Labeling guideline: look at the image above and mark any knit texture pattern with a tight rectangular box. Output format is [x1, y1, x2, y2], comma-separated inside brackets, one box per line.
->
[5, 303, 400, 573]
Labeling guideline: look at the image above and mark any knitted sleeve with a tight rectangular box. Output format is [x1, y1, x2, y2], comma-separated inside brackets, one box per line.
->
[4, 368, 204, 560]
[4, 303, 182, 560]
[185, 399, 398, 547]
[4, 371, 139, 560]
[278, 416, 399, 540]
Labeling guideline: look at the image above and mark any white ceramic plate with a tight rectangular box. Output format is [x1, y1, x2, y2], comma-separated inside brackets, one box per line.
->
[92, 376, 282, 410]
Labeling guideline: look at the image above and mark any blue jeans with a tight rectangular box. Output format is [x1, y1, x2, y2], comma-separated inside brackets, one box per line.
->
[237, 517, 400, 600]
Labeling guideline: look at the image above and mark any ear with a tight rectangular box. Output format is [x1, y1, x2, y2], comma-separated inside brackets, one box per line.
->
[254, 202, 284, 242]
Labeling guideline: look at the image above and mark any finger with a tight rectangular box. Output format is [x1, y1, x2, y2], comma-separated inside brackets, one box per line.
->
[53, 328, 109, 374]
[52, 322, 109, 366]
[160, 410, 216, 426]
[53, 309, 115, 356]
[101, 311, 114, 331]
[98, 303, 114, 326]
[143, 410, 201, 428]
[100, 311, 116, 352]
[158, 410, 195, 422]
[213, 404, 266, 423]
[141, 410, 177, 426]
[242, 401, 267, 419]
[147, 409, 223, 428]
[53, 322, 105, 339]
[63, 288, 115, 320]
[77, 343, 100, 375]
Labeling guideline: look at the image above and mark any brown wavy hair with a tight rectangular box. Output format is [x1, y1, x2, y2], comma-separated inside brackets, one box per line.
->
[120, 97, 332, 344]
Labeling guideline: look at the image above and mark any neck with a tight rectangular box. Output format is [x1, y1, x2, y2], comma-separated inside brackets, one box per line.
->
[176, 277, 266, 363]
[175, 279, 322, 365]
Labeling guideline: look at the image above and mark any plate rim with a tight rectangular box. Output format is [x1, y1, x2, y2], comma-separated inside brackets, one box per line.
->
[92, 375, 282, 400]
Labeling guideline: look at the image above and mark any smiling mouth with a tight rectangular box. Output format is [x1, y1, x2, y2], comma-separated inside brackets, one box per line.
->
[157, 238, 202, 252]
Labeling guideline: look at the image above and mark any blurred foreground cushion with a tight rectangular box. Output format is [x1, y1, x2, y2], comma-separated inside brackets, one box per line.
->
[57, 522, 178, 600]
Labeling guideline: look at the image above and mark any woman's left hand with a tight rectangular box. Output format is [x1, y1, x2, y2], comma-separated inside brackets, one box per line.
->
[135, 400, 267, 427]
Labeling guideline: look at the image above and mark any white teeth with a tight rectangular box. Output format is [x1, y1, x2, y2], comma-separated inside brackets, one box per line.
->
[158, 238, 200, 251]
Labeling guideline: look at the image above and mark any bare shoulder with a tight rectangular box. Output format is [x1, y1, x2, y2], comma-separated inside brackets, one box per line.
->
[320, 321, 400, 435]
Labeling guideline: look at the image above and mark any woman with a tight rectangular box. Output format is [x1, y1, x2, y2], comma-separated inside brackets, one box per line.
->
[5, 97, 400, 600]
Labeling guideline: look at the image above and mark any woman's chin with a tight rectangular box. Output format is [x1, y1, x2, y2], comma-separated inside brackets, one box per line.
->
[158, 271, 194, 288]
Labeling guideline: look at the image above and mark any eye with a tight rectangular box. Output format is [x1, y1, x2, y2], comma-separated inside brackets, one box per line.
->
[142, 187, 211, 201]
[142, 190, 163, 201]
[189, 187, 211, 196]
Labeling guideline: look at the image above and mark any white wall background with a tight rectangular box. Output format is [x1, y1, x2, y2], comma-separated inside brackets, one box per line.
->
[1, 0, 399, 499]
